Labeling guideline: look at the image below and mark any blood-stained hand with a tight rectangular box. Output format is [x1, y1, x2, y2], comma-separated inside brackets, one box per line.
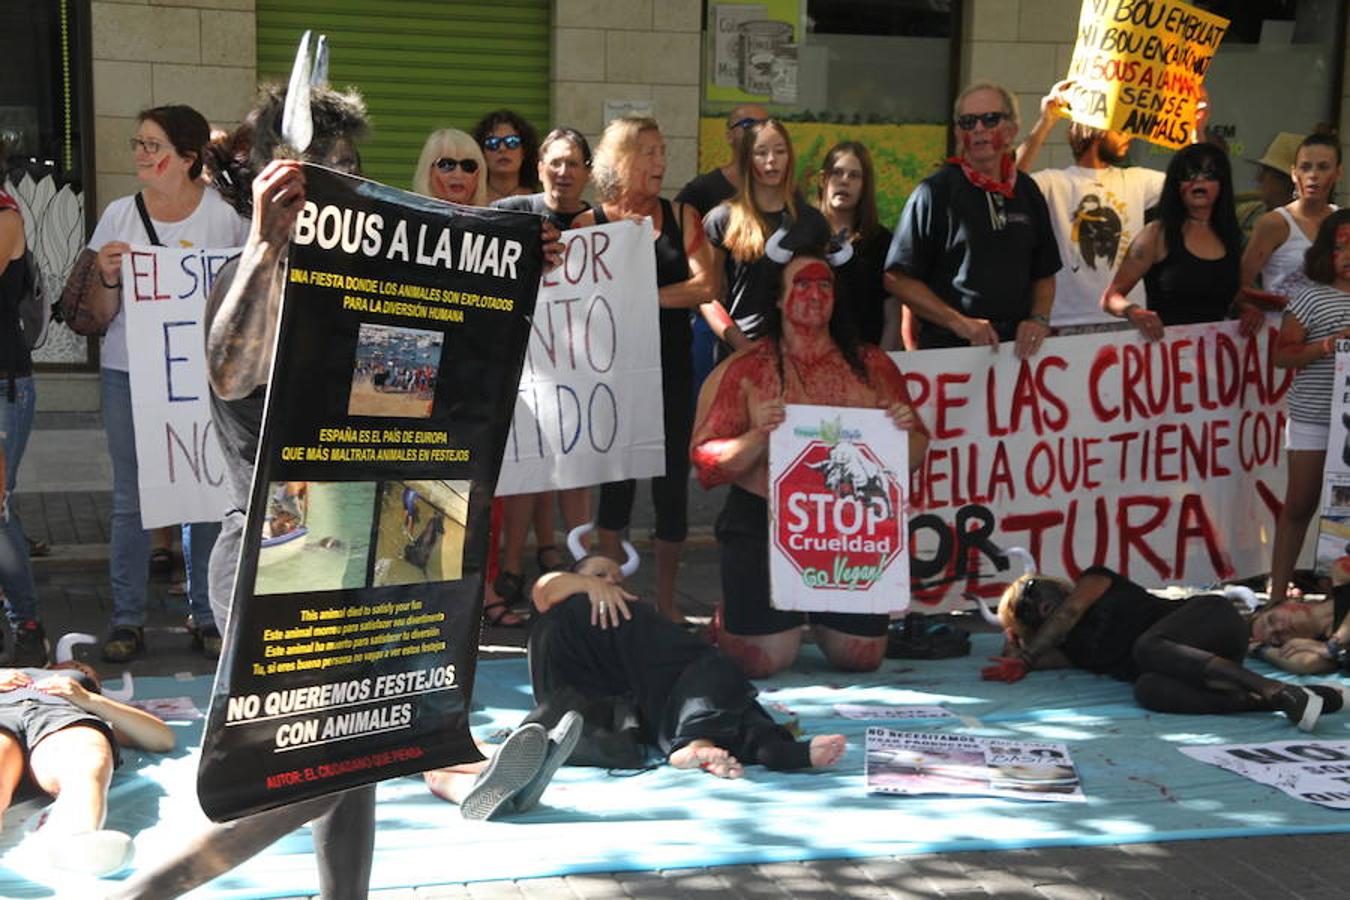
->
[981, 656, 1029, 682]
[886, 402, 918, 431]
[745, 379, 785, 435]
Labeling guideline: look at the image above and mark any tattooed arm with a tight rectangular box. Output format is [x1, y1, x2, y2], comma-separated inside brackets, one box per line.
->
[206, 161, 305, 401]
[1016, 572, 1111, 668]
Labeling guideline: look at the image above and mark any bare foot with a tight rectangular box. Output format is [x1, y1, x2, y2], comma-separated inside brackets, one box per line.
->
[809, 734, 847, 768]
[669, 742, 744, 779]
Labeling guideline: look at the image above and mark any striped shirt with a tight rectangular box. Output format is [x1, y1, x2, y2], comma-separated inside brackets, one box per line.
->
[1287, 284, 1350, 425]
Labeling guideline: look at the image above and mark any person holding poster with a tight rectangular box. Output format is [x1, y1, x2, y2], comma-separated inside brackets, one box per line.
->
[1239, 130, 1341, 303]
[986, 568, 1345, 732]
[1101, 143, 1241, 337]
[105, 86, 379, 900]
[528, 554, 847, 776]
[692, 249, 928, 678]
[60, 105, 249, 663]
[1015, 78, 1207, 334]
[574, 117, 716, 622]
[884, 82, 1060, 356]
[1267, 210, 1350, 609]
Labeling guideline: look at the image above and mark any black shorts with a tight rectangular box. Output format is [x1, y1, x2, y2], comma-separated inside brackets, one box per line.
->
[715, 486, 889, 638]
[0, 696, 120, 763]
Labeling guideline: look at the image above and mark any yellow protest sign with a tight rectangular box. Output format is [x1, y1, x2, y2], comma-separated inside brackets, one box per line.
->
[1063, 0, 1228, 149]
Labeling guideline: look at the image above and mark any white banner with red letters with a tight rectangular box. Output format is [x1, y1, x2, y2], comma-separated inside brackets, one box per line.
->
[893, 321, 1289, 612]
[768, 404, 911, 614]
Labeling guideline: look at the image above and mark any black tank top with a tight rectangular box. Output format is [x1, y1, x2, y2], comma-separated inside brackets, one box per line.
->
[593, 199, 693, 374]
[0, 251, 32, 377]
[1143, 240, 1238, 326]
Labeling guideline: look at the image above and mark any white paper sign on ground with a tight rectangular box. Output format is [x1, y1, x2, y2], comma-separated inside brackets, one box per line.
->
[1180, 740, 1350, 809]
[834, 704, 955, 721]
[122, 244, 240, 527]
[866, 728, 1085, 803]
[768, 404, 910, 615]
[497, 221, 663, 495]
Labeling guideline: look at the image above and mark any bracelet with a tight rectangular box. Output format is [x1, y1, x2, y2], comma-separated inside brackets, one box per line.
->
[1028, 313, 1051, 327]
[1121, 303, 1141, 320]
[98, 274, 122, 289]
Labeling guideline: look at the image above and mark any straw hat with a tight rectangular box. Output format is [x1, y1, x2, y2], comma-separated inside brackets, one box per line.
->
[1250, 132, 1304, 173]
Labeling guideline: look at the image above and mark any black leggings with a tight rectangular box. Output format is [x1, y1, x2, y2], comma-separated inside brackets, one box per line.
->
[595, 326, 692, 543]
[1131, 594, 1266, 715]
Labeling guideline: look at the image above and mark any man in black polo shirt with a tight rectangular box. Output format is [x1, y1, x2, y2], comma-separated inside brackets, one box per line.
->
[885, 81, 1061, 357]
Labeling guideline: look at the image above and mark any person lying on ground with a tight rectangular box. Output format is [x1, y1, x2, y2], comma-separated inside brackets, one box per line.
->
[527, 554, 847, 779]
[0, 661, 174, 877]
[423, 712, 582, 821]
[984, 567, 1347, 732]
[1250, 554, 1350, 676]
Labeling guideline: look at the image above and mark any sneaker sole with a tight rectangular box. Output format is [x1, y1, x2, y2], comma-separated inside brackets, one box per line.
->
[1296, 689, 1324, 732]
[460, 724, 547, 821]
[513, 710, 583, 814]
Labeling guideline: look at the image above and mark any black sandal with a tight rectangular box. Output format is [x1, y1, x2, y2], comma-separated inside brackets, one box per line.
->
[535, 544, 567, 574]
[484, 572, 528, 628]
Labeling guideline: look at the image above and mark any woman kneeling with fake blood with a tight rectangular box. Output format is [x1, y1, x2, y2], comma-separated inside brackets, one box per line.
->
[986, 567, 1348, 731]
[690, 244, 929, 679]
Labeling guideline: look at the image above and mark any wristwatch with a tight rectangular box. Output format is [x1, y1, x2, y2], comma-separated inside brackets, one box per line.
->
[1028, 313, 1051, 327]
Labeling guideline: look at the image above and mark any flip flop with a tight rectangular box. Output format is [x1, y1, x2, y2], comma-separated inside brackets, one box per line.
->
[460, 724, 547, 821]
[513, 710, 583, 814]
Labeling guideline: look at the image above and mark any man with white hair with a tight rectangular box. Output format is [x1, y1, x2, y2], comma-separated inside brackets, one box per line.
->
[885, 81, 1060, 357]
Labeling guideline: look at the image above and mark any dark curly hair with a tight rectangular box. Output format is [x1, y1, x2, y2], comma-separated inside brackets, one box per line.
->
[472, 109, 541, 191]
[207, 83, 369, 216]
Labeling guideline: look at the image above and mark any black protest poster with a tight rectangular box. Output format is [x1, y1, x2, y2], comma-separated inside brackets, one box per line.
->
[197, 165, 542, 821]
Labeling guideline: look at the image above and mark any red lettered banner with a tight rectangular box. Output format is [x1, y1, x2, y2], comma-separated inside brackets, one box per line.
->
[894, 321, 1289, 610]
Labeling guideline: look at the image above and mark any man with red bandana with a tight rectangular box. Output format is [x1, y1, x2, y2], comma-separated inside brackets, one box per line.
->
[691, 252, 929, 679]
[885, 81, 1061, 356]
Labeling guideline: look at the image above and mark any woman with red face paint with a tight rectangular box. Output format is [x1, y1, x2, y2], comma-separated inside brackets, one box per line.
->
[1266, 209, 1350, 609]
[1239, 130, 1342, 310]
[702, 120, 830, 362]
[1101, 143, 1241, 339]
[574, 117, 717, 623]
[691, 252, 929, 678]
[63, 106, 249, 664]
[472, 109, 540, 204]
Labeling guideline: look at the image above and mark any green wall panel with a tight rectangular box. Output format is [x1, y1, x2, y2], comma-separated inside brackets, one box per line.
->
[257, 0, 551, 191]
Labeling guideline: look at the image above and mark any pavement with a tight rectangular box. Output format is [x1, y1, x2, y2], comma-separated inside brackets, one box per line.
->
[11, 409, 1350, 898]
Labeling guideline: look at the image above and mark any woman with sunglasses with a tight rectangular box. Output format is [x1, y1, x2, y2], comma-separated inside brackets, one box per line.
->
[61, 105, 249, 664]
[472, 109, 540, 204]
[1101, 143, 1242, 338]
[572, 117, 716, 622]
[814, 141, 895, 346]
[492, 128, 595, 598]
[702, 119, 829, 361]
[411, 128, 487, 206]
[985, 566, 1346, 732]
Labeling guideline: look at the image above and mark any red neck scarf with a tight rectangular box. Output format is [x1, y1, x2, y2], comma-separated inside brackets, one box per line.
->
[0, 189, 17, 213]
[948, 153, 1016, 199]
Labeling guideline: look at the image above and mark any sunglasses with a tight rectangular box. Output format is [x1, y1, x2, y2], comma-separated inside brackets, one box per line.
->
[482, 134, 522, 151]
[731, 117, 767, 130]
[129, 137, 165, 155]
[1182, 168, 1218, 182]
[955, 112, 1009, 131]
[434, 157, 479, 174]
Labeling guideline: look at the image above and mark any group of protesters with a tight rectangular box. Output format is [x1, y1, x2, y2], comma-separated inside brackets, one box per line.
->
[0, 62, 1348, 894]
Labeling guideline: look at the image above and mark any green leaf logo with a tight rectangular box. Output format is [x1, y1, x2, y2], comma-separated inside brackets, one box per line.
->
[820, 416, 842, 446]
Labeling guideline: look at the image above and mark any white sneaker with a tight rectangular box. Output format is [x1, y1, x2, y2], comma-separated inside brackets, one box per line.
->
[43, 829, 135, 877]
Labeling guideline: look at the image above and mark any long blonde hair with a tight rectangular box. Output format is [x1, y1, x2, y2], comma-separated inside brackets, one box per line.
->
[722, 119, 797, 263]
[411, 128, 487, 206]
[590, 116, 661, 203]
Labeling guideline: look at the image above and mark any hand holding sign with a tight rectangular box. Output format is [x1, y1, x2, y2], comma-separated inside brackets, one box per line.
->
[97, 241, 131, 286]
[746, 379, 786, 435]
[254, 160, 307, 245]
